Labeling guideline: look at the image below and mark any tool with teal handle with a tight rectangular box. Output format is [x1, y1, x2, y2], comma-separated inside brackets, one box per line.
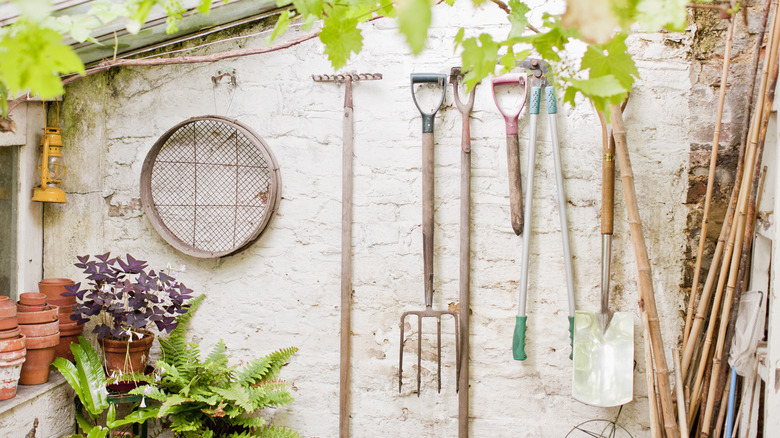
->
[511, 59, 576, 361]
[399, 73, 459, 395]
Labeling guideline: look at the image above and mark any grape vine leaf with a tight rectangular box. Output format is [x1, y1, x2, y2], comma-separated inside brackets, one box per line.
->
[581, 33, 639, 88]
[319, 15, 363, 69]
[637, 0, 688, 32]
[508, 0, 530, 39]
[0, 21, 85, 99]
[397, 0, 433, 54]
[460, 33, 499, 90]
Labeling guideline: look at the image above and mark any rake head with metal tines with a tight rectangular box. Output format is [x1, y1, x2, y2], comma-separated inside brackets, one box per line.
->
[399, 308, 459, 395]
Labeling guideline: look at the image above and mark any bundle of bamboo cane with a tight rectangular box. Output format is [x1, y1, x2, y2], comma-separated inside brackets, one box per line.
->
[679, 1, 777, 436]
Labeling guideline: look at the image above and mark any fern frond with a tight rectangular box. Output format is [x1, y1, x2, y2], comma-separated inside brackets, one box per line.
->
[261, 347, 298, 381]
[211, 384, 254, 412]
[230, 415, 266, 429]
[236, 357, 273, 387]
[256, 425, 302, 438]
[205, 340, 229, 366]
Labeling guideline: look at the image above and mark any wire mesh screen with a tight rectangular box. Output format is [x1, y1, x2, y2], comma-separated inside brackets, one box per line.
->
[141, 116, 280, 258]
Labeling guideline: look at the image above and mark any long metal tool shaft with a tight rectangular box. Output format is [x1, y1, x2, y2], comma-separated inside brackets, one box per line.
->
[312, 72, 382, 438]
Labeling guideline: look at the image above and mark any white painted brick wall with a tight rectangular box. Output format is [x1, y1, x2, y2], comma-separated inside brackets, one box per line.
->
[43, 2, 691, 436]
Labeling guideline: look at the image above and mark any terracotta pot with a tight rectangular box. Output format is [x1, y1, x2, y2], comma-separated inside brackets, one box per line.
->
[19, 346, 56, 385]
[15, 303, 46, 313]
[19, 293, 46, 306]
[38, 278, 75, 300]
[55, 323, 84, 362]
[0, 306, 16, 318]
[101, 330, 155, 375]
[0, 348, 27, 362]
[47, 296, 76, 309]
[0, 317, 17, 331]
[0, 327, 21, 340]
[0, 353, 26, 400]
[25, 332, 59, 350]
[0, 297, 14, 309]
[0, 335, 25, 353]
[20, 321, 58, 337]
[58, 313, 79, 324]
[17, 306, 58, 325]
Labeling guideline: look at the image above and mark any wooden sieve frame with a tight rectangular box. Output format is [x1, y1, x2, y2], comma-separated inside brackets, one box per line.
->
[140, 115, 281, 258]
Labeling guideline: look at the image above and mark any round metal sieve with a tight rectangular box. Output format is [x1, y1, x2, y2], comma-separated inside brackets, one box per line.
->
[140, 116, 281, 258]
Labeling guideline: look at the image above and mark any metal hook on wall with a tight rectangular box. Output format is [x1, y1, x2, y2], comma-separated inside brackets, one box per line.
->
[211, 69, 238, 116]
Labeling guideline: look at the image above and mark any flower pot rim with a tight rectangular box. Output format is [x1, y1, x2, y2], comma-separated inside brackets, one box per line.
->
[17, 306, 58, 324]
[0, 334, 25, 353]
[26, 332, 60, 349]
[19, 293, 46, 306]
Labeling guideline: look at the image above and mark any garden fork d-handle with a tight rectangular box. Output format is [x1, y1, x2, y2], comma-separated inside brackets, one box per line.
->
[492, 73, 528, 235]
[411, 73, 448, 134]
[411, 73, 446, 306]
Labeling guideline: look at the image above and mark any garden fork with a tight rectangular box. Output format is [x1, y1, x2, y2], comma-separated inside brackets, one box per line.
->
[399, 73, 459, 395]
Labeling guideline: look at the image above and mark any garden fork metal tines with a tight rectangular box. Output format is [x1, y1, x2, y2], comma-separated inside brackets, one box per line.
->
[399, 73, 459, 396]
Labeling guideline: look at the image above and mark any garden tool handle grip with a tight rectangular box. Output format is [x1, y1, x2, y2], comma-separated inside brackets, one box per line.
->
[411, 73, 447, 134]
[513, 316, 527, 360]
[568, 316, 574, 360]
[506, 134, 523, 235]
[422, 132, 435, 307]
[491, 73, 528, 135]
[602, 151, 615, 235]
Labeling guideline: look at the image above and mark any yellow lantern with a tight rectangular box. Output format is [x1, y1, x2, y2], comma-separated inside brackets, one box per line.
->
[32, 127, 67, 203]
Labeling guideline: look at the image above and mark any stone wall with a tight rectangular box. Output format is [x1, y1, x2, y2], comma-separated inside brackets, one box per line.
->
[43, 2, 697, 436]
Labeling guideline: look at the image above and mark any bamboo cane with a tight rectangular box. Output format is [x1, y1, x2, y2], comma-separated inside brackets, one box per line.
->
[708, 64, 778, 431]
[683, 15, 736, 352]
[688, 290, 721, 428]
[681, 0, 775, 379]
[610, 105, 679, 438]
[712, 380, 731, 437]
[687, 189, 742, 423]
[644, 311, 662, 438]
[673, 350, 689, 438]
[700, 10, 780, 433]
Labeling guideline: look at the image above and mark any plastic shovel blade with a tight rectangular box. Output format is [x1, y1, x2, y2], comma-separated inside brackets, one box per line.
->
[572, 310, 634, 407]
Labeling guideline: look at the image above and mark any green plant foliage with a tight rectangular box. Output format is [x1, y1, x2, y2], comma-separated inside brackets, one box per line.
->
[132, 295, 300, 437]
[0, 20, 83, 108]
[0, 0, 694, 119]
[52, 337, 155, 437]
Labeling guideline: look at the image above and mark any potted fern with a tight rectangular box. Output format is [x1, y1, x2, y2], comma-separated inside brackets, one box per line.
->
[64, 253, 194, 375]
[132, 296, 300, 437]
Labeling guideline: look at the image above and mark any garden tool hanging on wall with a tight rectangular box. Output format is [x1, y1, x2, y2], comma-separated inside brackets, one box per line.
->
[312, 72, 383, 438]
[492, 73, 528, 235]
[572, 105, 633, 408]
[451, 67, 475, 438]
[502, 59, 575, 361]
[399, 73, 459, 395]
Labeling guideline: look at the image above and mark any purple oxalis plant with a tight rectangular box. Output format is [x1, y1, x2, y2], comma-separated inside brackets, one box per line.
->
[64, 253, 195, 340]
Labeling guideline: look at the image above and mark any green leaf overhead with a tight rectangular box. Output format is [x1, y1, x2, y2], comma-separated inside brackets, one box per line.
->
[581, 32, 639, 88]
[319, 14, 363, 69]
[0, 21, 84, 99]
[507, 0, 530, 39]
[397, 0, 433, 54]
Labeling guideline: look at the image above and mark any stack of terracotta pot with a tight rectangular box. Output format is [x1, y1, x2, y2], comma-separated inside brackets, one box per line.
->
[17, 293, 59, 385]
[39, 278, 84, 362]
[0, 296, 25, 400]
